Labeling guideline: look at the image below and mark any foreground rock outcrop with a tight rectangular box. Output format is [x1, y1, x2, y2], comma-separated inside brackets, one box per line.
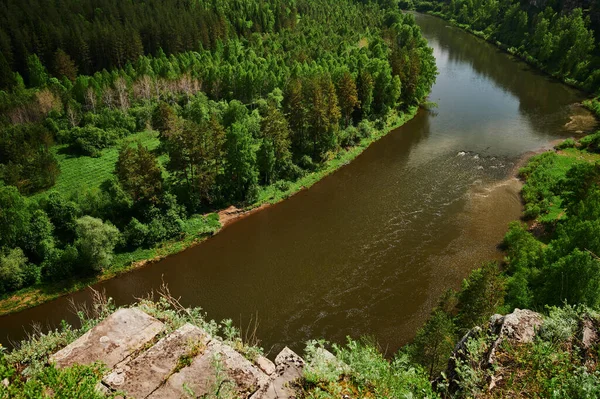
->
[49, 308, 305, 398]
[440, 309, 545, 394]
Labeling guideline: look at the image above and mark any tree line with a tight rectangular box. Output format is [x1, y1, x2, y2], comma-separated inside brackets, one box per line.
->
[407, 0, 600, 93]
[0, 0, 298, 87]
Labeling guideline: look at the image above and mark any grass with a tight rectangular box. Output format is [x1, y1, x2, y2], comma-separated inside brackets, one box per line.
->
[33, 130, 161, 200]
[518, 140, 600, 223]
[0, 108, 419, 316]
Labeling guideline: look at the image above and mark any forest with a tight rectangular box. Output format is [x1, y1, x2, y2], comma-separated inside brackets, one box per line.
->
[0, 0, 437, 299]
[407, 0, 600, 94]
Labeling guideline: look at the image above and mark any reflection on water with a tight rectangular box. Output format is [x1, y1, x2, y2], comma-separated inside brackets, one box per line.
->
[0, 14, 590, 355]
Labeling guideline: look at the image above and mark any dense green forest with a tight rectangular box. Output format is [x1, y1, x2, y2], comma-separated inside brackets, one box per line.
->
[406, 0, 600, 94]
[0, 0, 436, 300]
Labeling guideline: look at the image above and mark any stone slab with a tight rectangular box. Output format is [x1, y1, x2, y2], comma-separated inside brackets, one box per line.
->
[104, 323, 210, 398]
[148, 340, 268, 399]
[50, 308, 165, 369]
[254, 347, 304, 399]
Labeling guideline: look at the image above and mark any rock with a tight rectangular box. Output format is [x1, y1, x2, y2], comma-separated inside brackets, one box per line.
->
[255, 355, 276, 376]
[50, 308, 165, 369]
[148, 340, 269, 399]
[578, 315, 599, 367]
[254, 347, 305, 399]
[103, 323, 210, 398]
[2, 378, 9, 388]
[580, 316, 598, 351]
[491, 309, 542, 343]
[487, 309, 542, 366]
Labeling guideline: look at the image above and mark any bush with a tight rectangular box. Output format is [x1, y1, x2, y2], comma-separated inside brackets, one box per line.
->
[42, 245, 79, 282]
[579, 131, 600, 152]
[0, 248, 33, 294]
[357, 119, 374, 138]
[123, 217, 150, 248]
[129, 105, 154, 131]
[64, 126, 124, 157]
[298, 154, 316, 171]
[82, 108, 136, 132]
[555, 138, 576, 150]
[74, 216, 120, 273]
[339, 126, 360, 147]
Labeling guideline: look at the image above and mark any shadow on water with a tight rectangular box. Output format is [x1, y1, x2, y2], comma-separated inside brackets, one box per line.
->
[0, 13, 590, 356]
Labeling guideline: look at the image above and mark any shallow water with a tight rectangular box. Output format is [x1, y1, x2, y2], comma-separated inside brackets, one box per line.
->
[0, 14, 589, 355]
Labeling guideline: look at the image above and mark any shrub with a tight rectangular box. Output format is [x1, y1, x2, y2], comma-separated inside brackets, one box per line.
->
[555, 138, 576, 150]
[0, 248, 32, 295]
[357, 119, 374, 138]
[579, 131, 600, 152]
[74, 216, 120, 273]
[82, 108, 136, 132]
[339, 126, 360, 147]
[129, 105, 154, 131]
[123, 217, 150, 248]
[65, 126, 124, 157]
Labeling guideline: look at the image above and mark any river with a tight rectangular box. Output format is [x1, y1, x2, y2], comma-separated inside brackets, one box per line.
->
[0, 13, 591, 355]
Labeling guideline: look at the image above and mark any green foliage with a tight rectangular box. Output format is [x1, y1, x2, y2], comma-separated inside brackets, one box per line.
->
[502, 142, 600, 311]
[74, 216, 120, 273]
[0, 0, 437, 309]
[0, 248, 34, 295]
[26, 55, 48, 88]
[457, 262, 505, 330]
[303, 338, 438, 398]
[0, 123, 59, 194]
[0, 184, 30, 249]
[223, 122, 259, 203]
[555, 138, 576, 150]
[416, 0, 600, 92]
[115, 142, 163, 205]
[63, 126, 126, 157]
[408, 309, 457, 378]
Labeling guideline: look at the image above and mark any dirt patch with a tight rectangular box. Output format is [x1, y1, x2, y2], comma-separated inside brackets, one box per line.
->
[218, 204, 272, 228]
[565, 103, 598, 134]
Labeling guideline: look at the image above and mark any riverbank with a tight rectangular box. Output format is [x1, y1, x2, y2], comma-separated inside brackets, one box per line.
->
[412, 10, 600, 118]
[0, 107, 419, 317]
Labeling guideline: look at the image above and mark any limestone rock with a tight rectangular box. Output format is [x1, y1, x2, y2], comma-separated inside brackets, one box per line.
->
[487, 309, 542, 366]
[580, 316, 598, 351]
[148, 340, 269, 399]
[103, 323, 210, 398]
[490, 309, 542, 343]
[255, 355, 276, 376]
[50, 308, 165, 369]
[254, 347, 305, 399]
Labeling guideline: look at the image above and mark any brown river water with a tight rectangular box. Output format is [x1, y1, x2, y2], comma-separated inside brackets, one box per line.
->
[0, 14, 592, 355]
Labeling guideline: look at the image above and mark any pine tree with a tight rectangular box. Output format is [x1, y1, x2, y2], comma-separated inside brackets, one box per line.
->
[26, 54, 48, 88]
[259, 103, 291, 182]
[0, 51, 16, 90]
[53, 49, 78, 82]
[115, 143, 164, 205]
[336, 71, 360, 127]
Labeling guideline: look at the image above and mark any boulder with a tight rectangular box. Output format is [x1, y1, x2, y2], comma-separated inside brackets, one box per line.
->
[487, 309, 543, 365]
[50, 308, 164, 369]
[253, 347, 305, 399]
[148, 340, 269, 399]
[103, 323, 210, 398]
